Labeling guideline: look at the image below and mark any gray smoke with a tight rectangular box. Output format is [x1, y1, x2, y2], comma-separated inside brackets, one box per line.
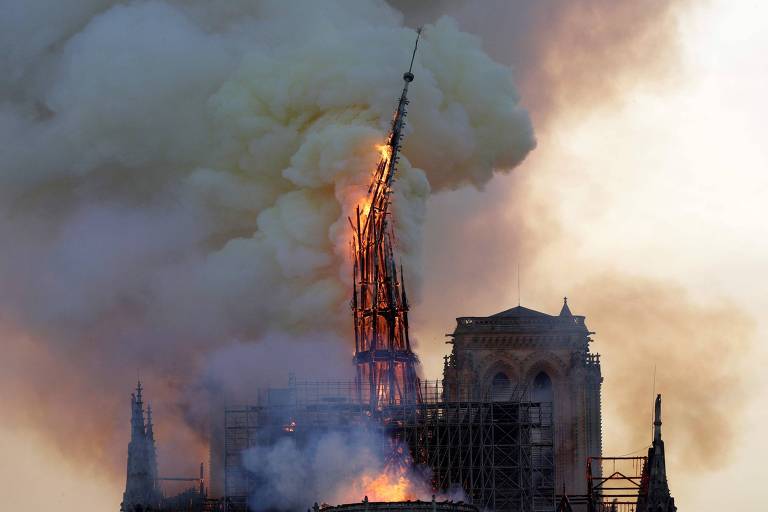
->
[242, 427, 464, 510]
[0, 0, 534, 479]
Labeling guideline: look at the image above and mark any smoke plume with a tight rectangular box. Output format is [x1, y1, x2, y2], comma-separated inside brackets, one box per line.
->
[242, 428, 463, 510]
[0, 0, 533, 484]
[571, 273, 755, 469]
[392, 0, 692, 126]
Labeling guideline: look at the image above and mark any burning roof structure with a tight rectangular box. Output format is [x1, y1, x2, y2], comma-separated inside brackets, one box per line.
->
[350, 29, 422, 410]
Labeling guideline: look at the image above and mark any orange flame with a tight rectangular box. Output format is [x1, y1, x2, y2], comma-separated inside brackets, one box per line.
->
[356, 465, 420, 502]
[332, 440, 431, 505]
[360, 198, 372, 219]
[376, 144, 392, 163]
[356, 144, 391, 221]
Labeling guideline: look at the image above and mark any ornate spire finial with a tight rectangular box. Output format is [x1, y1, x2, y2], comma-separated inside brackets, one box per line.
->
[654, 394, 662, 442]
[146, 402, 156, 448]
[404, 26, 422, 82]
[559, 296, 573, 317]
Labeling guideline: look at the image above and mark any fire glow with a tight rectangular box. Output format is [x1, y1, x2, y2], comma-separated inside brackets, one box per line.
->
[352, 466, 421, 503]
[335, 441, 429, 504]
[376, 143, 392, 164]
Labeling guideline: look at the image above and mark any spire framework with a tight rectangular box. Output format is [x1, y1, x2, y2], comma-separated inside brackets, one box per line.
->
[351, 29, 423, 410]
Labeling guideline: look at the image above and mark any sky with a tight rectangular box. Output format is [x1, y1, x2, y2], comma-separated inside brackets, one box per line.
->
[414, 0, 768, 509]
[563, 2, 768, 506]
[1, 1, 767, 510]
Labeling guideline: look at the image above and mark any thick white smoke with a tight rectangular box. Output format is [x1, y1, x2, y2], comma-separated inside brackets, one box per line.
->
[0, 0, 534, 479]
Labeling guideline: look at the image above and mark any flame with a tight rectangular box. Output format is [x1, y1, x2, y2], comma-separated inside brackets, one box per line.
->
[360, 198, 372, 219]
[376, 144, 392, 162]
[350, 444, 423, 504]
[357, 466, 419, 502]
[332, 441, 436, 505]
[351, 144, 392, 225]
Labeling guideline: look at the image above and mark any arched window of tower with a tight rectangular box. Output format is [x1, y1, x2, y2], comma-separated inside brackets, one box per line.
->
[491, 371, 512, 401]
[531, 370, 555, 477]
[531, 371, 554, 427]
[532, 371, 553, 402]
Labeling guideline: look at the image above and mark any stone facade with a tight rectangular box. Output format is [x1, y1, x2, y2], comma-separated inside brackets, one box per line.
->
[442, 300, 602, 497]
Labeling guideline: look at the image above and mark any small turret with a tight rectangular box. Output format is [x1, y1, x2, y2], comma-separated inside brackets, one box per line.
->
[200, 462, 205, 497]
[653, 394, 662, 443]
[146, 403, 159, 489]
[559, 297, 573, 317]
[637, 394, 677, 512]
[145, 404, 154, 439]
[130, 381, 146, 439]
[123, 380, 162, 511]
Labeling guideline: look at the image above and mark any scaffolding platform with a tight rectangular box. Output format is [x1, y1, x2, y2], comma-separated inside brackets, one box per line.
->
[224, 380, 554, 512]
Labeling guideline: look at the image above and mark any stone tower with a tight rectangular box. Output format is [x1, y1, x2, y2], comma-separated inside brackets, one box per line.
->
[442, 299, 602, 496]
[121, 381, 162, 512]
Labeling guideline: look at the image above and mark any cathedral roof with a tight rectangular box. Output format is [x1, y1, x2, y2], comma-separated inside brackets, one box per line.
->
[456, 300, 589, 336]
[490, 305, 554, 318]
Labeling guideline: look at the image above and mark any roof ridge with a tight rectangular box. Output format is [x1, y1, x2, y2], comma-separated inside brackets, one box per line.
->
[490, 305, 553, 318]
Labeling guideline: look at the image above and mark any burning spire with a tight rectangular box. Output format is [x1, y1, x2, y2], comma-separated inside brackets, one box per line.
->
[351, 28, 423, 410]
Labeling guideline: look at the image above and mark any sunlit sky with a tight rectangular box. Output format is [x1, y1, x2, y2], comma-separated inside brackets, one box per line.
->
[517, 0, 768, 508]
[419, 0, 768, 509]
[549, 0, 768, 306]
[3, 1, 767, 510]
[534, 0, 768, 511]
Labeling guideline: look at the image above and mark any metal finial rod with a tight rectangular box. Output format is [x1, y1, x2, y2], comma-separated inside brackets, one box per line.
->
[407, 27, 423, 75]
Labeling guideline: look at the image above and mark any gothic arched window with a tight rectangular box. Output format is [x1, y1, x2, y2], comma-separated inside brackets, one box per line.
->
[491, 371, 512, 401]
[531, 370, 554, 484]
[531, 371, 554, 426]
[532, 371, 553, 402]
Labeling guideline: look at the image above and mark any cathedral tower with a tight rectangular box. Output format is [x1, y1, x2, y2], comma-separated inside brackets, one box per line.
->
[442, 299, 603, 497]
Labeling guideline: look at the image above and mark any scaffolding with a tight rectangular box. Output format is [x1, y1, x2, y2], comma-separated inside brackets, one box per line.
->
[586, 456, 647, 512]
[559, 456, 647, 512]
[223, 380, 554, 512]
